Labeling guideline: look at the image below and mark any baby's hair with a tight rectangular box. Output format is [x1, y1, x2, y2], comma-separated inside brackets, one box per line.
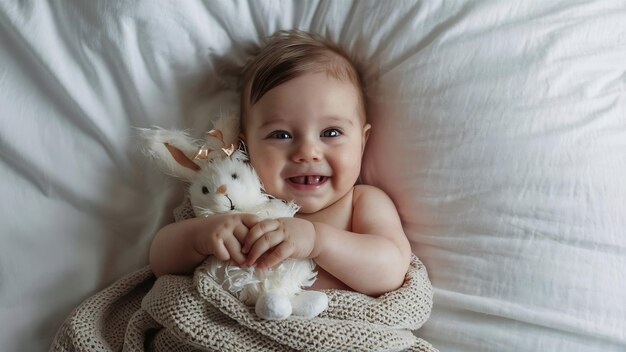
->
[240, 29, 366, 125]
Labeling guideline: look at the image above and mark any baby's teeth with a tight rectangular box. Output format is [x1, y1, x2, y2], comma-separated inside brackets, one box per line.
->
[290, 176, 325, 185]
[307, 176, 322, 184]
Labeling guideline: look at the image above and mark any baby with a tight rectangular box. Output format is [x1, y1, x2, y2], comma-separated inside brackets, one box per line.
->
[150, 30, 411, 296]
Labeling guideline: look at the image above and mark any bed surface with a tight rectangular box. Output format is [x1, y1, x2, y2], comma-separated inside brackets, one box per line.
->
[1, 1, 625, 351]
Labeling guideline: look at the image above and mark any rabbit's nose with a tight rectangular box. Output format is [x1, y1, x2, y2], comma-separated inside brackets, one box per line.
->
[216, 185, 227, 194]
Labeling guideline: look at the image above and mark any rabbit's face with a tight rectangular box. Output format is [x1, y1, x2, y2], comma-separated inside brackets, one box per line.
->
[189, 151, 266, 217]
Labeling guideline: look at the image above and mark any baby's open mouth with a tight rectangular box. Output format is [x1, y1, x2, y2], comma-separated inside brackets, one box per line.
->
[288, 176, 328, 185]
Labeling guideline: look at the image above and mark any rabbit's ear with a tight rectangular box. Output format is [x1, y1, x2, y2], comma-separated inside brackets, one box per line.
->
[210, 113, 240, 147]
[230, 149, 249, 163]
[137, 127, 201, 181]
[164, 143, 201, 172]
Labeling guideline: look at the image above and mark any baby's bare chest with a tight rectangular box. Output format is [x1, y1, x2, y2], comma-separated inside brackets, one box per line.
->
[296, 190, 354, 231]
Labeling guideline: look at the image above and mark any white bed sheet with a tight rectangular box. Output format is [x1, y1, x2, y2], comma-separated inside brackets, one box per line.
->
[1, 1, 625, 351]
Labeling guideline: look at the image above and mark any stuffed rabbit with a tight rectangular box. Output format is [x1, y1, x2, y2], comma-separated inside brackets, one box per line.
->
[139, 117, 328, 320]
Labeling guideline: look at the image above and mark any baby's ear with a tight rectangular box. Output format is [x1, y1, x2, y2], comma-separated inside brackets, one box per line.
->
[361, 123, 372, 154]
[137, 127, 201, 181]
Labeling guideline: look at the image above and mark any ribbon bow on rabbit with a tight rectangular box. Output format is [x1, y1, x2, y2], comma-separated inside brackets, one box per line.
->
[139, 115, 328, 320]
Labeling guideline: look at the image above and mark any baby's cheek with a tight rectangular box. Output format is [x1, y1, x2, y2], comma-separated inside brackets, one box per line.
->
[341, 152, 363, 179]
[250, 159, 280, 192]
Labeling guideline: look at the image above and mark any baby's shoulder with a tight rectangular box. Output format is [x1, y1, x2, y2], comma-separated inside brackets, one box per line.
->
[350, 184, 403, 230]
[352, 184, 393, 205]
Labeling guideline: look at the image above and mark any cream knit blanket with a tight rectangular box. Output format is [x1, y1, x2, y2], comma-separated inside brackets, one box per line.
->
[51, 254, 436, 352]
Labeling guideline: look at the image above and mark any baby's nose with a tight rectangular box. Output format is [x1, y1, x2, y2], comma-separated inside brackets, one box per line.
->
[216, 185, 227, 194]
[292, 140, 322, 163]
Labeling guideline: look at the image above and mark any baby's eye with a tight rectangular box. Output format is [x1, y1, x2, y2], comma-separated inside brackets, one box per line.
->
[321, 128, 342, 138]
[268, 130, 291, 139]
[201, 186, 209, 194]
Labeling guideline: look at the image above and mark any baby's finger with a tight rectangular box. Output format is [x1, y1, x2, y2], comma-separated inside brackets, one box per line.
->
[212, 241, 231, 262]
[223, 236, 245, 265]
[245, 230, 284, 265]
[257, 243, 294, 269]
[242, 220, 280, 254]
[239, 213, 261, 229]
[255, 252, 271, 266]
[232, 222, 250, 243]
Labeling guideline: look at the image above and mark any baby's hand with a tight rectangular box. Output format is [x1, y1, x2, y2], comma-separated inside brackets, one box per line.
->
[194, 213, 260, 265]
[242, 217, 317, 269]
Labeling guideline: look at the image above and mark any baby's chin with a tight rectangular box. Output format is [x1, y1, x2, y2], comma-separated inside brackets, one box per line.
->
[294, 204, 321, 214]
[287, 198, 326, 214]
[266, 187, 331, 214]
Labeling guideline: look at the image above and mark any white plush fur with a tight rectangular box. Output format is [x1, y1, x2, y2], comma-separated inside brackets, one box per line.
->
[137, 127, 201, 181]
[141, 117, 328, 320]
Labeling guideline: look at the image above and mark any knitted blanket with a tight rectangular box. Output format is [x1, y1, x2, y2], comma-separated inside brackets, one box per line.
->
[51, 255, 436, 352]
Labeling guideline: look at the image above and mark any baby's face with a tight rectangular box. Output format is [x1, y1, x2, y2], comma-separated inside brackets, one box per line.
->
[243, 72, 370, 214]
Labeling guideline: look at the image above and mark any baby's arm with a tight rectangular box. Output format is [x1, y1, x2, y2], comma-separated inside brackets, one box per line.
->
[149, 213, 259, 277]
[243, 185, 412, 296]
[312, 186, 412, 296]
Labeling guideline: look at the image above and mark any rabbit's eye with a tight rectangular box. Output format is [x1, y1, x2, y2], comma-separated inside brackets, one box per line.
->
[231, 173, 238, 180]
[202, 186, 209, 194]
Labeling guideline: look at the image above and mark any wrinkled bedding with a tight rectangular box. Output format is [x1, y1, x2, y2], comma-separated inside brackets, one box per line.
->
[1, 1, 625, 351]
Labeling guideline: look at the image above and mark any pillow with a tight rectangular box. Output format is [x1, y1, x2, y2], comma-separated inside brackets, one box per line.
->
[360, 1, 626, 351]
[1, 1, 624, 351]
